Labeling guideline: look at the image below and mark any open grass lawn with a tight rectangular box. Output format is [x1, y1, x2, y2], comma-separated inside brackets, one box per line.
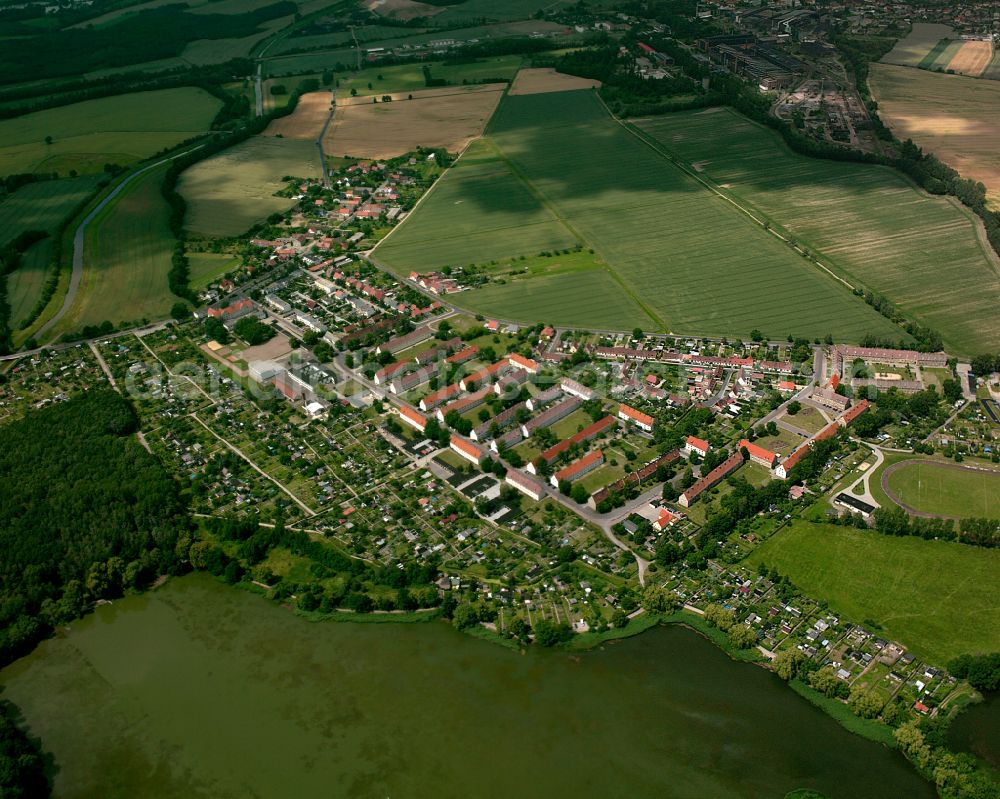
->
[178, 135, 319, 237]
[784, 405, 827, 435]
[885, 460, 1000, 519]
[747, 520, 1000, 663]
[0, 174, 103, 246]
[377, 91, 901, 341]
[637, 107, 1000, 355]
[0, 88, 221, 176]
[65, 165, 177, 331]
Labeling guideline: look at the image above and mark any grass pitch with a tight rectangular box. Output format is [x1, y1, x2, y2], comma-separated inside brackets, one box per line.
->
[0, 88, 221, 177]
[885, 460, 1000, 519]
[377, 91, 900, 340]
[178, 136, 319, 238]
[637, 107, 1000, 354]
[747, 521, 1000, 663]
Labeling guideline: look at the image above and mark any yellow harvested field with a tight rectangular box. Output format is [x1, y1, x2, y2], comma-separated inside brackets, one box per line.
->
[945, 39, 993, 77]
[264, 92, 332, 140]
[508, 68, 602, 95]
[870, 64, 1000, 205]
[881, 22, 954, 67]
[323, 86, 504, 159]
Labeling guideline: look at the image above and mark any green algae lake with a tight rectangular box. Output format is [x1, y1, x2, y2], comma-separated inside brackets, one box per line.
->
[1, 574, 932, 799]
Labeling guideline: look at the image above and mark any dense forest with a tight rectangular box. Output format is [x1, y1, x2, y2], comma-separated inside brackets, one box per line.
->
[0, 390, 189, 666]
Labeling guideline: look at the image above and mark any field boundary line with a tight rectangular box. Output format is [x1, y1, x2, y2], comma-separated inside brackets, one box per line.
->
[597, 94, 861, 297]
[482, 133, 666, 331]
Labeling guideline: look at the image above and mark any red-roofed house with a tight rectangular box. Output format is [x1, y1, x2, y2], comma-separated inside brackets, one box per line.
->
[618, 403, 654, 432]
[420, 383, 461, 411]
[460, 360, 512, 392]
[551, 450, 604, 487]
[484, 319, 500, 332]
[652, 508, 678, 531]
[775, 445, 808, 479]
[838, 399, 870, 427]
[447, 345, 478, 366]
[685, 436, 710, 458]
[450, 434, 486, 466]
[813, 421, 841, 443]
[507, 353, 539, 374]
[777, 380, 798, 393]
[207, 297, 254, 321]
[679, 451, 744, 507]
[399, 405, 428, 432]
[738, 439, 778, 468]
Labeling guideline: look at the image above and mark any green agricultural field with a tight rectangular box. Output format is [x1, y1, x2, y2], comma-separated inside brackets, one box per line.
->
[0, 174, 102, 246]
[747, 521, 1000, 663]
[433, 0, 575, 23]
[178, 135, 319, 237]
[377, 91, 900, 341]
[636, 108, 1000, 354]
[916, 38, 952, 69]
[188, 253, 240, 289]
[0, 88, 222, 177]
[61, 165, 177, 332]
[885, 460, 1000, 519]
[336, 56, 523, 98]
[5, 237, 52, 327]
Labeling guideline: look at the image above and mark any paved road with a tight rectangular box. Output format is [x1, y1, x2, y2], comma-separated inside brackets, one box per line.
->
[835, 441, 884, 510]
[34, 148, 203, 344]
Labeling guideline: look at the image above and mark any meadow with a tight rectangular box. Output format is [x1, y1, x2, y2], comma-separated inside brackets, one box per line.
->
[747, 521, 1000, 663]
[0, 88, 221, 176]
[188, 253, 240, 289]
[61, 165, 178, 331]
[334, 56, 524, 98]
[637, 107, 1000, 354]
[378, 91, 900, 340]
[884, 460, 1000, 519]
[177, 136, 319, 238]
[870, 64, 1000, 209]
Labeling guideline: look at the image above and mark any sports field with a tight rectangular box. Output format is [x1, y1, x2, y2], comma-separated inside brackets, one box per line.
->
[637, 107, 1000, 354]
[62, 165, 177, 330]
[324, 86, 504, 159]
[747, 521, 1000, 663]
[178, 136, 319, 237]
[884, 460, 1000, 519]
[870, 64, 1000, 209]
[377, 91, 901, 340]
[0, 88, 222, 176]
[881, 23, 955, 67]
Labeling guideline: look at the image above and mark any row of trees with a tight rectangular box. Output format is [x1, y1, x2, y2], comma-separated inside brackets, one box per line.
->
[873, 506, 1000, 549]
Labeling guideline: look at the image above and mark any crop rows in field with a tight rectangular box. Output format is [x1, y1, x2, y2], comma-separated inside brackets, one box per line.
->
[379, 90, 900, 340]
[637, 108, 1000, 353]
[0, 175, 102, 246]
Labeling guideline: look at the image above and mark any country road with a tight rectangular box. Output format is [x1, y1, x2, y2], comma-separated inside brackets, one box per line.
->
[34, 147, 203, 344]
